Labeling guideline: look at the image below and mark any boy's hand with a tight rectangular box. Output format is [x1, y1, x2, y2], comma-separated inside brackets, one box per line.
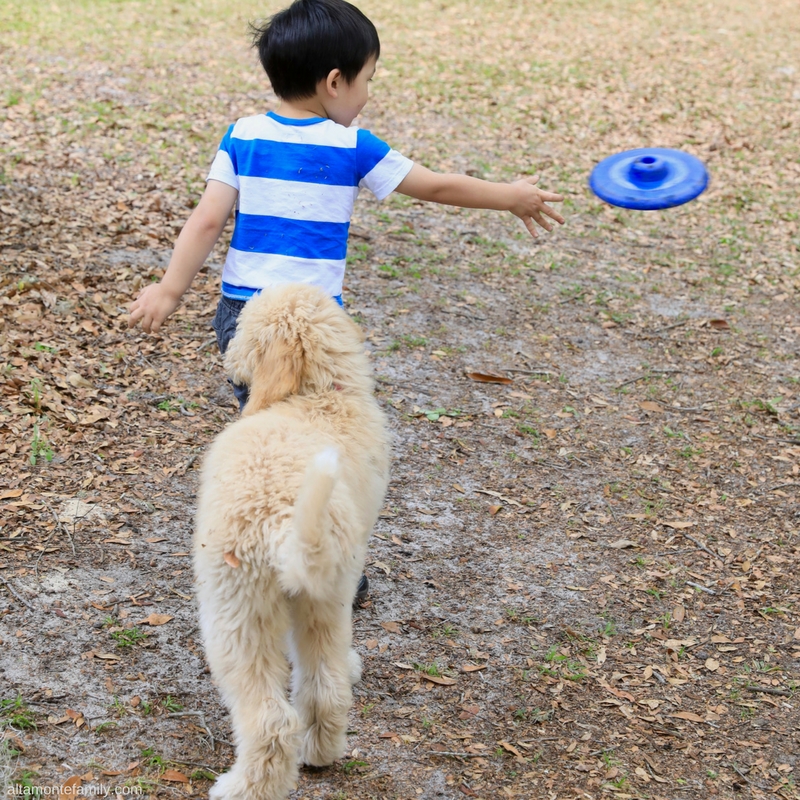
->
[128, 282, 182, 334]
[508, 176, 565, 238]
[396, 164, 564, 237]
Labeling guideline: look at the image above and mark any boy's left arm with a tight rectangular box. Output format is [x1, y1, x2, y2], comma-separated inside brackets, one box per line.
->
[396, 164, 564, 238]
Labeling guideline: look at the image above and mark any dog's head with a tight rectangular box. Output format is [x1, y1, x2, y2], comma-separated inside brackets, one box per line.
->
[224, 284, 371, 416]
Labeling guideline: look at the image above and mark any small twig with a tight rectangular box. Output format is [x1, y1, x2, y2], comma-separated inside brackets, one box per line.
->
[614, 375, 648, 390]
[685, 581, 716, 595]
[753, 482, 799, 495]
[678, 532, 720, 560]
[750, 433, 800, 446]
[42, 498, 76, 557]
[195, 336, 217, 351]
[167, 760, 220, 774]
[0, 573, 34, 610]
[652, 320, 688, 334]
[375, 377, 433, 395]
[504, 368, 552, 376]
[746, 685, 793, 698]
[613, 368, 683, 391]
[730, 763, 752, 785]
[588, 746, 619, 757]
[167, 711, 217, 750]
[427, 751, 489, 759]
[178, 452, 200, 474]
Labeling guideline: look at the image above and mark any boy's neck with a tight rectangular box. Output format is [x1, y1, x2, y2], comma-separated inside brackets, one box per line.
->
[275, 96, 328, 120]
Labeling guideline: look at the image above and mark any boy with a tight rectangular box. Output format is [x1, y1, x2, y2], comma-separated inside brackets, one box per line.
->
[129, 0, 564, 599]
[129, 0, 564, 339]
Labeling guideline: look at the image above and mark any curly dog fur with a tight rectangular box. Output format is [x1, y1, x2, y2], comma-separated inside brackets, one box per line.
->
[194, 284, 390, 799]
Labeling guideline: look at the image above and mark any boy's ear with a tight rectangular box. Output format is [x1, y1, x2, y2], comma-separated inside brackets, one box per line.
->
[325, 68, 342, 98]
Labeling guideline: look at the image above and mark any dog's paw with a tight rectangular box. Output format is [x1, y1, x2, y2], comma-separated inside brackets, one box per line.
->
[348, 649, 362, 684]
[208, 769, 249, 800]
[300, 724, 346, 767]
[209, 766, 297, 800]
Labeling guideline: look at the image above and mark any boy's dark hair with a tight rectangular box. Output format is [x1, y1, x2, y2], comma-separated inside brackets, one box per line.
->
[251, 0, 380, 101]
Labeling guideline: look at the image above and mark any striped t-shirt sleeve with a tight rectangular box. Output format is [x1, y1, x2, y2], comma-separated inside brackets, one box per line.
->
[207, 125, 239, 191]
[356, 129, 413, 201]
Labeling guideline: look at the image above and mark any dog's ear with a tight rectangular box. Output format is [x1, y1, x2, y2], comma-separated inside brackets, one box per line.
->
[241, 329, 303, 416]
[223, 322, 252, 389]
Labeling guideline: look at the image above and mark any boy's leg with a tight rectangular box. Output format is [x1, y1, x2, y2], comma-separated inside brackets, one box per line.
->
[211, 296, 250, 411]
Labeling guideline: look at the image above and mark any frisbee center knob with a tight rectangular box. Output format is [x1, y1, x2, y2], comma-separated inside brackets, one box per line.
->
[629, 155, 668, 185]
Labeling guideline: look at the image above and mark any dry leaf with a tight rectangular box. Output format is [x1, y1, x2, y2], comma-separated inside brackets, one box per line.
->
[672, 605, 686, 623]
[543, 428, 557, 439]
[0, 489, 24, 500]
[671, 711, 705, 723]
[464, 371, 513, 384]
[498, 740, 525, 759]
[61, 776, 82, 792]
[709, 318, 730, 330]
[609, 538, 639, 549]
[705, 658, 720, 672]
[422, 674, 457, 686]
[489, 504, 502, 515]
[462, 663, 487, 672]
[639, 401, 663, 413]
[223, 551, 241, 569]
[137, 613, 173, 627]
[161, 769, 189, 783]
[661, 519, 694, 530]
[381, 621, 402, 634]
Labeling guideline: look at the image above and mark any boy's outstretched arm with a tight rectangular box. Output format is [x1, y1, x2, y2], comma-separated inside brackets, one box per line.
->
[128, 180, 238, 333]
[396, 164, 564, 238]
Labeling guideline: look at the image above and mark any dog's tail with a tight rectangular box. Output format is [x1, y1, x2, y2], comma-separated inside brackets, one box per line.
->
[277, 447, 342, 598]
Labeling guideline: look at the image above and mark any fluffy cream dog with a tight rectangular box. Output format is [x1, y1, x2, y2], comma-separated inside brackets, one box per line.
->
[194, 284, 390, 800]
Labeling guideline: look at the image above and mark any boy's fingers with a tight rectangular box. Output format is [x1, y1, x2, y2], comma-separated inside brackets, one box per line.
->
[537, 191, 564, 203]
[524, 175, 540, 185]
[522, 216, 539, 238]
[541, 205, 566, 225]
[533, 213, 553, 232]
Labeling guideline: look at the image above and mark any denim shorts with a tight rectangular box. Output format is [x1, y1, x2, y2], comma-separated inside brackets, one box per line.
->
[211, 296, 250, 411]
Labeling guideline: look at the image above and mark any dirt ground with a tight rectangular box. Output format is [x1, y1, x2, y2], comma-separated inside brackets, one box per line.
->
[1, 1, 799, 798]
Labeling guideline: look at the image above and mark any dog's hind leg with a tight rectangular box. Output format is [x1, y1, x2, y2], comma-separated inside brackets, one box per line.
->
[200, 581, 300, 800]
[289, 595, 356, 766]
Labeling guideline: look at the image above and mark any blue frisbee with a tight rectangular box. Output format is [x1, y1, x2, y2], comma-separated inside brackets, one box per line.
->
[589, 148, 709, 210]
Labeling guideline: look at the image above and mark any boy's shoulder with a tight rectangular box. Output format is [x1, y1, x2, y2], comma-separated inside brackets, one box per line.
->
[226, 113, 383, 149]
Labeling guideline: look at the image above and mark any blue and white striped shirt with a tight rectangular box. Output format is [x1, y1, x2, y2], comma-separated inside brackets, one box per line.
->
[207, 111, 414, 300]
